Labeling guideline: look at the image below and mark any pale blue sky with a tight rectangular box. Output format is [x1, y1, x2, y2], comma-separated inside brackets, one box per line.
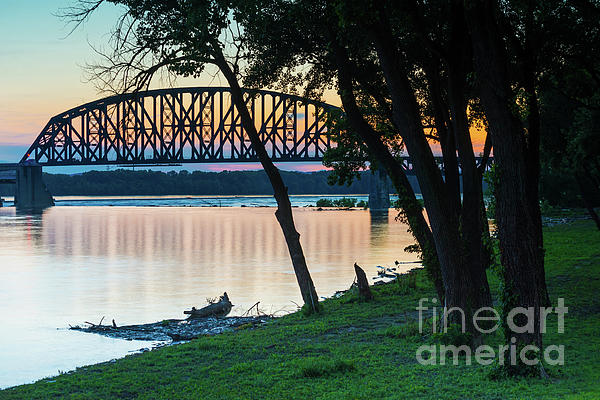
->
[1, 0, 123, 146]
[0, 1, 219, 167]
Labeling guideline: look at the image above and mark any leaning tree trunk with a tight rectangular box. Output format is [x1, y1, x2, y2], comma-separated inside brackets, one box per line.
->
[447, 66, 493, 312]
[466, 0, 549, 366]
[377, 63, 480, 328]
[333, 44, 445, 301]
[425, 58, 492, 311]
[521, 31, 550, 308]
[366, 10, 491, 331]
[213, 50, 319, 313]
[443, 1, 493, 312]
[425, 64, 461, 218]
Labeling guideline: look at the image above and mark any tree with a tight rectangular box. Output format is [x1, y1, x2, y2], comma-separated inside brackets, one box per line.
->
[238, 0, 449, 302]
[464, 0, 555, 373]
[540, 88, 600, 229]
[323, 100, 445, 300]
[350, 0, 494, 328]
[237, 0, 593, 376]
[66, 0, 320, 312]
[237, 0, 494, 331]
[537, 1, 600, 229]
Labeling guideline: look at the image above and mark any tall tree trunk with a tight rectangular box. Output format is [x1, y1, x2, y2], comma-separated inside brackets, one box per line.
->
[425, 65, 461, 217]
[214, 50, 320, 313]
[426, 59, 492, 311]
[447, 70, 492, 310]
[465, 0, 549, 363]
[333, 45, 445, 300]
[445, 0, 492, 310]
[367, 10, 491, 329]
[521, 46, 550, 309]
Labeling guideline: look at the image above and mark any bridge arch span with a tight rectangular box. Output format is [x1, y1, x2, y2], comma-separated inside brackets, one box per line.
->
[22, 87, 339, 166]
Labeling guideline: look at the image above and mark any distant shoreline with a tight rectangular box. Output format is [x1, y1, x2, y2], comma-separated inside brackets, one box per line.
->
[0, 169, 421, 197]
[0, 193, 403, 209]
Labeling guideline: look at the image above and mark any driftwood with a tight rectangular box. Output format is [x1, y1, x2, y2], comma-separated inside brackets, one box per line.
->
[70, 293, 269, 342]
[242, 302, 261, 317]
[71, 315, 269, 342]
[184, 292, 233, 319]
[354, 263, 373, 300]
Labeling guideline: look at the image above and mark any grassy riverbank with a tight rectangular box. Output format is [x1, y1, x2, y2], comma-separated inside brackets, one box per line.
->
[2, 219, 599, 399]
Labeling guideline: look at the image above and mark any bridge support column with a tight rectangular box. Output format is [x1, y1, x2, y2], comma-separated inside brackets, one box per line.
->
[15, 165, 54, 210]
[368, 168, 391, 211]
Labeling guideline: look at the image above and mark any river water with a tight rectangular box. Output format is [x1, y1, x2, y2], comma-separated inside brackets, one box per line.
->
[0, 195, 418, 389]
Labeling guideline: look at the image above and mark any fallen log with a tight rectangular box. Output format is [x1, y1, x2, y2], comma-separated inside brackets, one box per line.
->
[184, 292, 233, 319]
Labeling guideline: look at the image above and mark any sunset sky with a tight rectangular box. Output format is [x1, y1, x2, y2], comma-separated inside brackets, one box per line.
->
[0, 0, 486, 172]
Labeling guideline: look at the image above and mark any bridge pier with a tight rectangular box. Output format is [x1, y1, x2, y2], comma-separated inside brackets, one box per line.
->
[15, 165, 54, 210]
[368, 168, 391, 211]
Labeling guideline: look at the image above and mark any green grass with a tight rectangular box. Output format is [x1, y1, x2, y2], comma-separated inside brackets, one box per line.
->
[2, 220, 599, 399]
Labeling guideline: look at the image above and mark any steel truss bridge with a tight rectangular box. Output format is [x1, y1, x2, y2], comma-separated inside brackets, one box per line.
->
[20, 86, 491, 173]
[11, 86, 492, 208]
[21, 87, 338, 166]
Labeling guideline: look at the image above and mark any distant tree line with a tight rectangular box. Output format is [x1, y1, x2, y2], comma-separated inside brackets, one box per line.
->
[41, 169, 386, 196]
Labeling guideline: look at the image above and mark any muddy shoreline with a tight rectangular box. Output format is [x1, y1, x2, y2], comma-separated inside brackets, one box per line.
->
[70, 315, 271, 342]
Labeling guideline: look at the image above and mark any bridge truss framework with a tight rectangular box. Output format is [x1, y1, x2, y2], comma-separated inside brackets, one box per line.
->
[22, 87, 337, 166]
[21, 86, 492, 175]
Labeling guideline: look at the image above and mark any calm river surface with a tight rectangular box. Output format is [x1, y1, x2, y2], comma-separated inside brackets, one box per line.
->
[0, 195, 417, 389]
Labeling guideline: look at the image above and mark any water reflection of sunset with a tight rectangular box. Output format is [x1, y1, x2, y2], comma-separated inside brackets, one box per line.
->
[3, 207, 418, 318]
[0, 205, 418, 388]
